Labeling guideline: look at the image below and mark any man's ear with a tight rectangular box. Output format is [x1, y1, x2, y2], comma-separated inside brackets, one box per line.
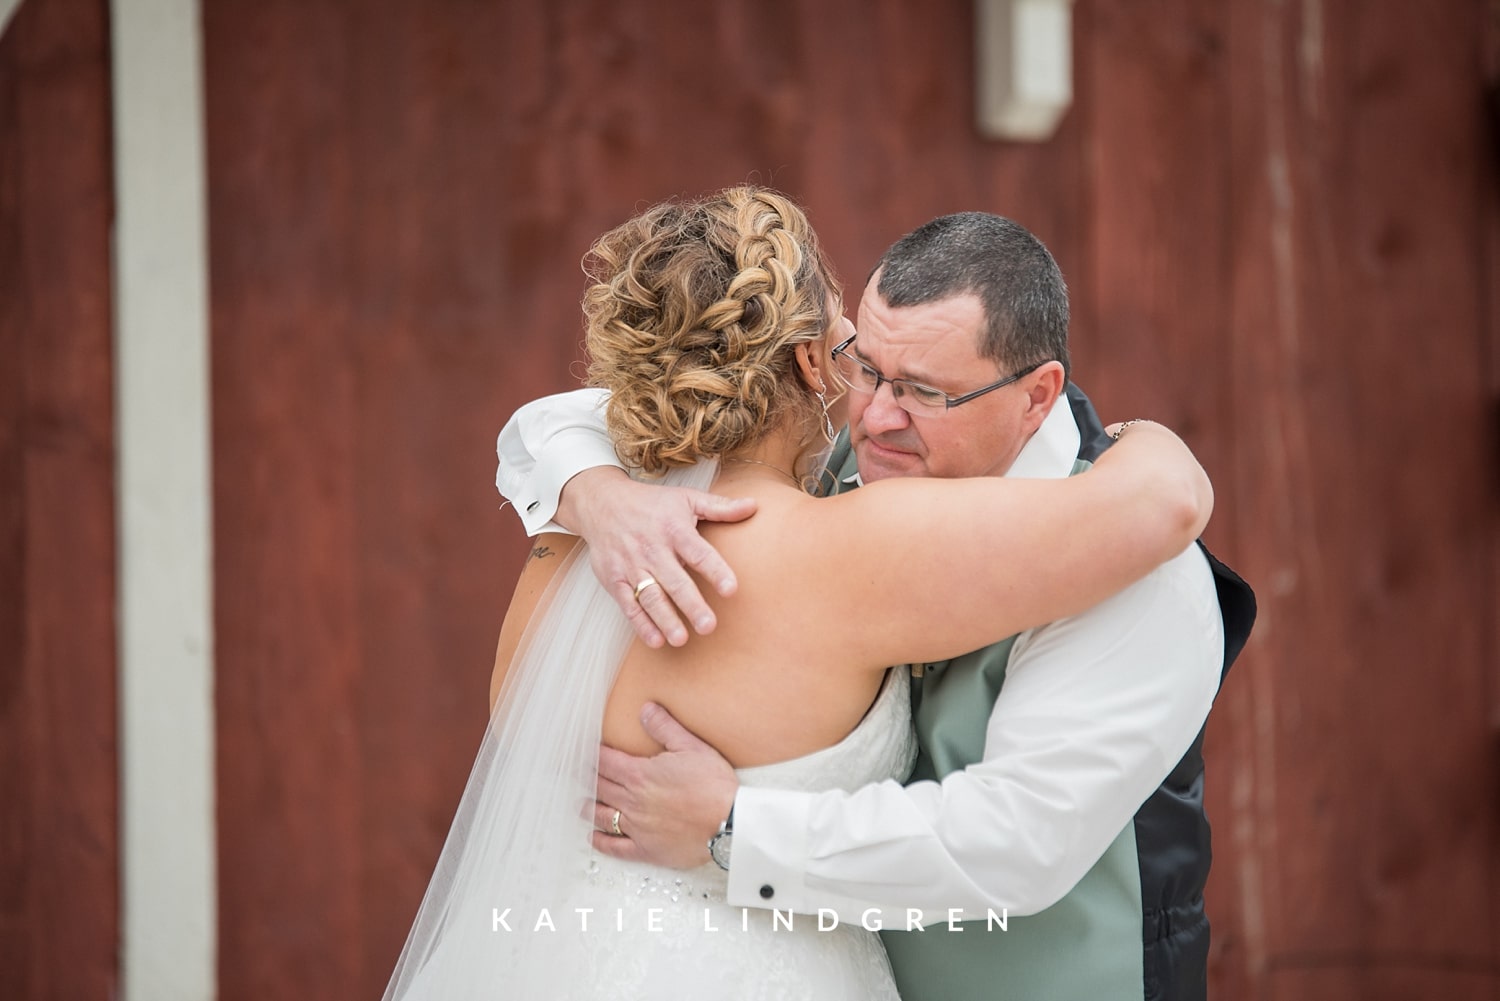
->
[1022, 361, 1067, 429]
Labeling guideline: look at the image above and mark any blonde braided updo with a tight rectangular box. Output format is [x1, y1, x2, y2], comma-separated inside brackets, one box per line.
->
[583, 186, 840, 474]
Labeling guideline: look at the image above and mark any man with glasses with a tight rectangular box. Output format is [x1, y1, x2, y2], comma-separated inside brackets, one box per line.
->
[497, 213, 1254, 1001]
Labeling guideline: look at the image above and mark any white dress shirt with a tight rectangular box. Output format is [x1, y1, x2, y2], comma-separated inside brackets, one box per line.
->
[495, 389, 1224, 921]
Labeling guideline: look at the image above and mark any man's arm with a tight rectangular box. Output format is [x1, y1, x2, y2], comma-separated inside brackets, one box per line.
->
[728, 545, 1223, 921]
[496, 387, 758, 646]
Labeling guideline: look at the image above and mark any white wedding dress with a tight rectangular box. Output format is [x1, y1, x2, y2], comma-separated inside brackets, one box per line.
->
[383, 462, 916, 1000]
[554, 666, 916, 1000]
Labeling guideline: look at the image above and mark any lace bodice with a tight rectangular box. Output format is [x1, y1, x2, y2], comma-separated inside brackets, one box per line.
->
[567, 668, 917, 999]
[737, 665, 918, 792]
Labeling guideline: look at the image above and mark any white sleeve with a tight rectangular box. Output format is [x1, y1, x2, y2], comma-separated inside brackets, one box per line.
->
[494, 387, 623, 536]
[725, 544, 1223, 923]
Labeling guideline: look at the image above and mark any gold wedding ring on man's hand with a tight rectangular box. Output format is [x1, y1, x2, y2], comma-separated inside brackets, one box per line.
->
[632, 576, 660, 601]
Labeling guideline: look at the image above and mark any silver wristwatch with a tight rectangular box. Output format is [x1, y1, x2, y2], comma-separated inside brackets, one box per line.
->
[708, 802, 735, 870]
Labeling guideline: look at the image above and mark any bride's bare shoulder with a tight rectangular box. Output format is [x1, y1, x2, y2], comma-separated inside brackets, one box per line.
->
[697, 488, 868, 612]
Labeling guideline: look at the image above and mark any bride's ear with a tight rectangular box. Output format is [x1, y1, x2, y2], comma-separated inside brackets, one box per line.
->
[793, 342, 827, 395]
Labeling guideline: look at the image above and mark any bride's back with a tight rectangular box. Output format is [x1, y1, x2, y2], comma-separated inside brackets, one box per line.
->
[601, 482, 890, 768]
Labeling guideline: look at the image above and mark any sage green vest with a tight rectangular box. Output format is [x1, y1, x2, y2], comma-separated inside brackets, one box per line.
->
[820, 433, 1143, 1001]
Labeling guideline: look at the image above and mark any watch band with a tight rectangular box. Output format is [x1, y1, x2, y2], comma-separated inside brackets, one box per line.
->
[708, 802, 735, 870]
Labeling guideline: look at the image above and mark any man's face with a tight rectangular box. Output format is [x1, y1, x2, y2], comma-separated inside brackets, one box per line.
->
[847, 281, 1037, 482]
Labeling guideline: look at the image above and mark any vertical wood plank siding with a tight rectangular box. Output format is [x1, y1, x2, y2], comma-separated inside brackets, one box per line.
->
[0, 1, 118, 999]
[1217, 2, 1496, 998]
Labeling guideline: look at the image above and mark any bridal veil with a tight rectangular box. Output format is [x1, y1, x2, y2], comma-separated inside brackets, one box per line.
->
[381, 462, 719, 1000]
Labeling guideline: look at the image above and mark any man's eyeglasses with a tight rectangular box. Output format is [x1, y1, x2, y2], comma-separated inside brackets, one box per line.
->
[829, 334, 1043, 416]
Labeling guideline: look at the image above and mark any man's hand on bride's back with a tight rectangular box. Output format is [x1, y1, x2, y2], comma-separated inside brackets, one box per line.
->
[592, 702, 738, 868]
[559, 467, 757, 648]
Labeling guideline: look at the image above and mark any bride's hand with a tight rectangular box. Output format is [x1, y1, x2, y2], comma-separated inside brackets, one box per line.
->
[1100, 419, 1213, 540]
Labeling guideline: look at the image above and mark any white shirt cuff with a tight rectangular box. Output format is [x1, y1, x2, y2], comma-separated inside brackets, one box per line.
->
[497, 427, 623, 536]
[725, 786, 814, 914]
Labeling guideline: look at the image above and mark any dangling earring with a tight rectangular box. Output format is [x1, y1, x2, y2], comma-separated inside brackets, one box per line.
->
[816, 384, 835, 441]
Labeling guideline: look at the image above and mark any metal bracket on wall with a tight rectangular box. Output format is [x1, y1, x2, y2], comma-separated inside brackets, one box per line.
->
[975, 0, 1075, 142]
[0, 0, 27, 44]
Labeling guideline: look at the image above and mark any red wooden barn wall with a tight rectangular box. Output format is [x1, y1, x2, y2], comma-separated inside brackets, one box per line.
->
[0, 0, 118, 999]
[1195, 3, 1498, 997]
[1, 0, 1497, 999]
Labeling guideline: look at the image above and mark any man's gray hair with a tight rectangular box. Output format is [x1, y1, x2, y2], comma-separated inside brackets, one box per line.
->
[873, 212, 1070, 377]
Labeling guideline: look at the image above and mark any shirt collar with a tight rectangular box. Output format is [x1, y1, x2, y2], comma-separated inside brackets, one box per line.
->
[840, 396, 1080, 488]
[1003, 396, 1079, 480]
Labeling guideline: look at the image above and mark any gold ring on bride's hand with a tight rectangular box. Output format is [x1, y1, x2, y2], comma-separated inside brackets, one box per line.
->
[610, 809, 623, 837]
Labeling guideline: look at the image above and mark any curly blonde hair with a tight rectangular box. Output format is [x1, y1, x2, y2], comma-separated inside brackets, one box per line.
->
[583, 186, 840, 473]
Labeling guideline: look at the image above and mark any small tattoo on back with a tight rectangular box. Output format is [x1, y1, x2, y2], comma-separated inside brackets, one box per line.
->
[527, 544, 555, 564]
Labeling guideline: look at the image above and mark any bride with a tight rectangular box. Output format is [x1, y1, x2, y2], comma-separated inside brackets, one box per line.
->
[381, 186, 1212, 999]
